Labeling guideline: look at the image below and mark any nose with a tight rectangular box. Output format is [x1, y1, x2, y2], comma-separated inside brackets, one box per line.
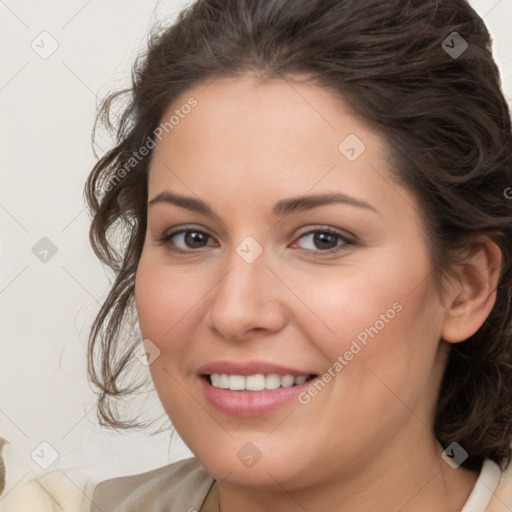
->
[205, 244, 288, 342]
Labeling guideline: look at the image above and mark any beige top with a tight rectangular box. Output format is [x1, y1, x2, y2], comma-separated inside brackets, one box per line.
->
[90, 457, 215, 512]
[90, 457, 512, 512]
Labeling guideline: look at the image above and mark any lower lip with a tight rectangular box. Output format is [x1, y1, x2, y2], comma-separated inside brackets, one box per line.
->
[199, 375, 316, 417]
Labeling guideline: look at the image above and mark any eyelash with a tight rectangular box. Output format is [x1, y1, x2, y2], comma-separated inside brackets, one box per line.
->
[157, 226, 355, 256]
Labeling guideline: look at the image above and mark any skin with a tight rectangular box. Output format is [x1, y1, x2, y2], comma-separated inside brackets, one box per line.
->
[134, 75, 501, 512]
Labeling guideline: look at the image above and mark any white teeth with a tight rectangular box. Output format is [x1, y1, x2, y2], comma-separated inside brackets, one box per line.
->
[294, 375, 308, 385]
[210, 373, 220, 387]
[218, 374, 229, 389]
[280, 375, 295, 388]
[209, 373, 311, 391]
[228, 375, 245, 390]
[265, 373, 281, 390]
[246, 374, 265, 391]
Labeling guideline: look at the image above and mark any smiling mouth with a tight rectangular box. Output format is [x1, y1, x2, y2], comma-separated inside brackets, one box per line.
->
[204, 373, 317, 391]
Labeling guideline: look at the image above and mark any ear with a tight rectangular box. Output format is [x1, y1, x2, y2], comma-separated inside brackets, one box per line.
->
[441, 237, 502, 344]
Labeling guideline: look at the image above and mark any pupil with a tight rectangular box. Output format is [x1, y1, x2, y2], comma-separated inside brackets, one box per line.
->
[314, 232, 337, 250]
[186, 231, 207, 248]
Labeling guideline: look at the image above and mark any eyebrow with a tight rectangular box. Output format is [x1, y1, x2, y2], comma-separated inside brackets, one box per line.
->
[148, 190, 379, 216]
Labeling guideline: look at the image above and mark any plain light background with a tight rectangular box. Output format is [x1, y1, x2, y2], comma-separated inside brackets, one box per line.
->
[0, 0, 511, 496]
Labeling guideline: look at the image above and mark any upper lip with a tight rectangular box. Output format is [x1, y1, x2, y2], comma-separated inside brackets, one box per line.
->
[197, 360, 316, 377]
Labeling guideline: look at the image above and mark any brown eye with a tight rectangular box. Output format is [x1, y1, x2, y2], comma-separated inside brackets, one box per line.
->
[181, 230, 210, 248]
[159, 228, 215, 252]
[292, 228, 354, 255]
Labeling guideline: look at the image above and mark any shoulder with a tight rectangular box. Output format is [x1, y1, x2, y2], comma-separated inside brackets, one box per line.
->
[90, 457, 215, 512]
[0, 470, 92, 512]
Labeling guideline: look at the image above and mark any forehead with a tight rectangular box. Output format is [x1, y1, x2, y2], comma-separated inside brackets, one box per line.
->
[147, 76, 406, 217]
[151, 75, 381, 161]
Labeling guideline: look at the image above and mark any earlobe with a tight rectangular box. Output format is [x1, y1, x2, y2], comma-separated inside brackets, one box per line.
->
[441, 238, 502, 344]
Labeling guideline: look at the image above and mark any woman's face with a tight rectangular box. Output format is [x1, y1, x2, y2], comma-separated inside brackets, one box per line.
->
[135, 76, 451, 489]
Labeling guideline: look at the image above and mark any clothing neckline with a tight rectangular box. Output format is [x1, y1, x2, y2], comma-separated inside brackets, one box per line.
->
[461, 459, 502, 512]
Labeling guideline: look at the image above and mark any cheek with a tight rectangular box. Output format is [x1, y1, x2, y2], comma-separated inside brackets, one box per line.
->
[296, 253, 444, 399]
[280, 259, 421, 356]
[134, 259, 200, 415]
[135, 263, 168, 341]
[134, 254, 203, 343]
[134, 252, 217, 404]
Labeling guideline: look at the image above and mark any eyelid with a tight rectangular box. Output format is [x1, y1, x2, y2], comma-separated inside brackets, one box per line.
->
[293, 225, 355, 241]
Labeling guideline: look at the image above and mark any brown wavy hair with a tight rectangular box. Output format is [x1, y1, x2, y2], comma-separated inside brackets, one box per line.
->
[84, 0, 512, 471]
